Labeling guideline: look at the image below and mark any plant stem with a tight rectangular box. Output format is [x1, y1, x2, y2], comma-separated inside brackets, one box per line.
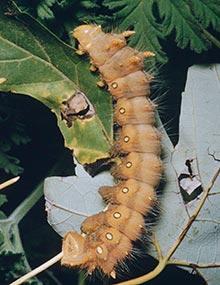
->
[201, 27, 220, 49]
[166, 167, 220, 260]
[9, 252, 63, 285]
[9, 182, 43, 223]
[9, 167, 220, 285]
[78, 272, 86, 285]
[168, 259, 220, 269]
[115, 167, 220, 285]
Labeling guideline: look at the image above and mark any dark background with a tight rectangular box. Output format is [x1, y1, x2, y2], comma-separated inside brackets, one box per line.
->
[0, 1, 220, 284]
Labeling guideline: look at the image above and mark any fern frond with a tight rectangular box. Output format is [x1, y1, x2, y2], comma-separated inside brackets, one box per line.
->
[104, 0, 167, 63]
[156, 0, 210, 52]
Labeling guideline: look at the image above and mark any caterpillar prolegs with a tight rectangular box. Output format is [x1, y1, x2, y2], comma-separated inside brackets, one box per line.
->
[61, 25, 163, 278]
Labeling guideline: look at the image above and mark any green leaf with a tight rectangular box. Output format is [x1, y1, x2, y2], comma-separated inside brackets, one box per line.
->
[0, 3, 113, 165]
[37, 0, 56, 20]
[156, 0, 210, 52]
[0, 151, 23, 175]
[0, 252, 41, 284]
[0, 194, 7, 208]
[188, 0, 220, 31]
[104, 0, 166, 63]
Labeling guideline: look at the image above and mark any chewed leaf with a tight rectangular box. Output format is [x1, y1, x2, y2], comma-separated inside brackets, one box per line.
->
[44, 163, 114, 236]
[0, 4, 113, 165]
[150, 64, 220, 284]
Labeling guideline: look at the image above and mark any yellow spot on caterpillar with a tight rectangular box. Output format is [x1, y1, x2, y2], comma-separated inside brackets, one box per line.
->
[148, 197, 153, 201]
[106, 233, 113, 240]
[113, 212, 121, 219]
[110, 270, 116, 279]
[119, 107, 125, 114]
[122, 187, 129, 193]
[0, 78, 6, 84]
[96, 246, 103, 254]
[111, 82, 118, 89]
[126, 162, 132, 168]
[124, 136, 130, 142]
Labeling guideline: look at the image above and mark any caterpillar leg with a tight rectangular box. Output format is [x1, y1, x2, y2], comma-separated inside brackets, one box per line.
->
[90, 64, 97, 72]
[75, 44, 85, 55]
[97, 79, 106, 88]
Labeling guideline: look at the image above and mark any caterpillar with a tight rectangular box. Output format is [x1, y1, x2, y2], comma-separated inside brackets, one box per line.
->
[61, 25, 163, 279]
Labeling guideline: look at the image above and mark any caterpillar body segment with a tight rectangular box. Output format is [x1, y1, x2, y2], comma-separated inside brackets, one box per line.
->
[62, 24, 162, 278]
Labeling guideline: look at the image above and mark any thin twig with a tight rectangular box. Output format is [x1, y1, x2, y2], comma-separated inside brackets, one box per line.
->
[9, 182, 43, 223]
[168, 259, 220, 269]
[166, 167, 220, 260]
[10, 168, 220, 285]
[9, 252, 63, 285]
[115, 167, 220, 285]
[151, 233, 163, 261]
[0, 176, 20, 190]
[195, 218, 220, 225]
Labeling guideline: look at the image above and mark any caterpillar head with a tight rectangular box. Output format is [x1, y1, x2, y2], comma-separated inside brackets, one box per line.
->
[73, 24, 102, 48]
[62, 231, 89, 267]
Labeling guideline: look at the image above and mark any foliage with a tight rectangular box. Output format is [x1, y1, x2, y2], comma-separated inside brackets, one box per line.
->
[0, 194, 7, 219]
[0, 0, 219, 284]
[15, 0, 220, 62]
[0, 252, 38, 285]
[0, 96, 30, 175]
[0, 2, 112, 165]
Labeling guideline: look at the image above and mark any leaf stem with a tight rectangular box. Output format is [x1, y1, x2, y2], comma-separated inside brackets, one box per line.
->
[9, 182, 43, 223]
[166, 167, 220, 260]
[168, 259, 220, 269]
[201, 27, 220, 49]
[9, 168, 220, 285]
[151, 233, 163, 261]
[9, 252, 63, 285]
[115, 167, 220, 285]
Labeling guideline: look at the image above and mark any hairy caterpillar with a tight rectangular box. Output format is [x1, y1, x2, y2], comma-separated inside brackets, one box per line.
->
[61, 25, 163, 279]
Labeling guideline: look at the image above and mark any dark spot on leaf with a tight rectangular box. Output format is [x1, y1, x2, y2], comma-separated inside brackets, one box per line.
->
[61, 91, 95, 127]
[178, 159, 203, 204]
